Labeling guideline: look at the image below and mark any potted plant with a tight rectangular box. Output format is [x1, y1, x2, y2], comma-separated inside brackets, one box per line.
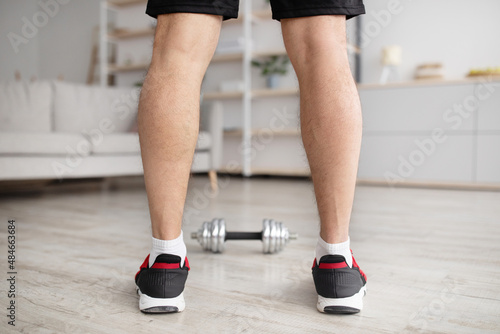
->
[251, 55, 290, 89]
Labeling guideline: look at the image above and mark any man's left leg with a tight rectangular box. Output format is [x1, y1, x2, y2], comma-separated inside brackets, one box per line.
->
[280, 12, 367, 313]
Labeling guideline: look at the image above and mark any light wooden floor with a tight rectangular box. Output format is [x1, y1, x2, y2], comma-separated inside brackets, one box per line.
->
[1, 176, 500, 334]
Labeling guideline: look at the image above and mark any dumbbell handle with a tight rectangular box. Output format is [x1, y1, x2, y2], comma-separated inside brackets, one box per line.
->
[225, 231, 298, 240]
[225, 232, 262, 240]
[190, 231, 298, 241]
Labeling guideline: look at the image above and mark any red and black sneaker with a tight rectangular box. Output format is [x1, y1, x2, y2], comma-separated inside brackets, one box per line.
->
[135, 254, 190, 313]
[312, 252, 367, 314]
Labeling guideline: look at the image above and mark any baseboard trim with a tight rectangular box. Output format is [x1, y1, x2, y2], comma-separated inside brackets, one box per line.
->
[356, 178, 500, 191]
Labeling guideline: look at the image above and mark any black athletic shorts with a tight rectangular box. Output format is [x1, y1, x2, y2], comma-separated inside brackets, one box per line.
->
[146, 0, 365, 21]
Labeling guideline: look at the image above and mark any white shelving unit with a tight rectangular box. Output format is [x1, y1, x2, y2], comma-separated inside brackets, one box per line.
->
[100, 0, 152, 87]
[203, 2, 308, 176]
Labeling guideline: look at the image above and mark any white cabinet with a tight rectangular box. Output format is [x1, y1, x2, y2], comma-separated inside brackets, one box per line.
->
[359, 134, 475, 183]
[360, 84, 475, 132]
[476, 82, 500, 183]
[477, 135, 500, 183]
[477, 81, 500, 131]
[358, 79, 500, 186]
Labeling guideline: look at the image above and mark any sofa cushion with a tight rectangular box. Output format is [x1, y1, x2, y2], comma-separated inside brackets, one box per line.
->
[191, 151, 210, 172]
[0, 81, 52, 132]
[91, 133, 140, 155]
[91, 132, 211, 154]
[0, 132, 90, 156]
[196, 131, 212, 150]
[53, 81, 139, 133]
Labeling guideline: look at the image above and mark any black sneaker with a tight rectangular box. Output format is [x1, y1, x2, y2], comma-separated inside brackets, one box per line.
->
[135, 254, 189, 313]
[312, 252, 367, 314]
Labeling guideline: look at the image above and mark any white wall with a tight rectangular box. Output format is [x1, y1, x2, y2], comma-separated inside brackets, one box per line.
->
[360, 0, 500, 83]
[0, 0, 40, 81]
[0, 0, 100, 83]
[2, 0, 500, 85]
[38, 0, 100, 83]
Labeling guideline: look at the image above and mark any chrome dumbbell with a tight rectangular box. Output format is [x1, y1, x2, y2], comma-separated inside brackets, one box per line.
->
[191, 218, 298, 254]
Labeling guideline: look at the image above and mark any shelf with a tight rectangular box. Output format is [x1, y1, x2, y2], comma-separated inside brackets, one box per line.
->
[252, 9, 272, 20]
[253, 49, 287, 57]
[221, 9, 271, 24]
[203, 91, 244, 100]
[219, 166, 310, 176]
[108, 63, 148, 73]
[108, 0, 147, 7]
[222, 15, 243, 24]
[108, 28, 154, 39]
[357, 76, 500, 90]
[212, 53, 243, 62]
[203, 88, 298, 100]
[252, 88, 298, 98]
[211, 49, 287, 63]
[251, 168, 310, 176]
[211, 49, 287, 64]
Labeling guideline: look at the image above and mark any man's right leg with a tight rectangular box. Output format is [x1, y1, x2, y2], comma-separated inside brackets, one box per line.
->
[135, 13, 222, 313]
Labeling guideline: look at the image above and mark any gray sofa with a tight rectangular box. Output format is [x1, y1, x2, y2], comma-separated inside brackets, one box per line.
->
[0, 80, 223, 188]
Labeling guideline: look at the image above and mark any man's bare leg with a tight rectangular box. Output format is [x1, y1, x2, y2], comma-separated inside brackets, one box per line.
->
[282, 15, 361, 245]
[135, 13, 221, 313]
[139, 14, 222, 240]
[282, 16, 366, 313]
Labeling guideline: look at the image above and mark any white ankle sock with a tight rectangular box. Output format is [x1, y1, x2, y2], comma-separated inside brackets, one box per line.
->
[149, 231, 186, 267]
[315, 236, 352, 268]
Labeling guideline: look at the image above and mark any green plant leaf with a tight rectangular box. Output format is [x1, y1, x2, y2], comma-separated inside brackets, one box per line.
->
[252, 55, 289, 76]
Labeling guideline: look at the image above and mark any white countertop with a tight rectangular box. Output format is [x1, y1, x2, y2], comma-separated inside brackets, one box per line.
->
[357, 76, 500, 90]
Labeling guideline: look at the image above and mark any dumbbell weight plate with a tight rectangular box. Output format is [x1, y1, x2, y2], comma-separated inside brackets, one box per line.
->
[262, 219, 270, 253]
[201, 221, 210, 251]
[276, 222, 283, 252]
[277, 222, 283, 252]
[262, 218, 280, 254]
[217, 218, 225, 253]
[194, 218, 225, 253]
[270, 220, 278, 253]
[263, 220, 290, 253]
[211, 218, 225, 253]
[278, 222, 290, 251]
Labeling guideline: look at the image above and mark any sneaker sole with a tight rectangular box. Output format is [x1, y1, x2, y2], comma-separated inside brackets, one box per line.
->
[317, 285, 366, 314]
[137, 286, 185, 313]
